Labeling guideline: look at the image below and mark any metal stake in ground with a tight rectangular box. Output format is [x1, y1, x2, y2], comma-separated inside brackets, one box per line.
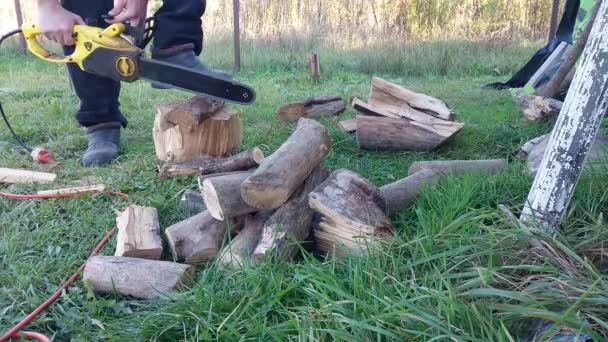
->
[520, 0, 608, 233]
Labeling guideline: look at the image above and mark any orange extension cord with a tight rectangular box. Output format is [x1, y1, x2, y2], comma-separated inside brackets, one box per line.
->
[0, 227, 117, 342]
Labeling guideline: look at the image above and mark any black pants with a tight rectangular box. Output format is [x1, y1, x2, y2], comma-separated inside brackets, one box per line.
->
[61, 0, 206, 127]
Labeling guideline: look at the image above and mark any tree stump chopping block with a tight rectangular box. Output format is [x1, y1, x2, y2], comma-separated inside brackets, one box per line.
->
[153, 98, 242, 162]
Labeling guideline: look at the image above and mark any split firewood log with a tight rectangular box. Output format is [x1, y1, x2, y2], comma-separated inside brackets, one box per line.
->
[356, 115, 463, 151]
[407, 159, 508, 176]
[37, 184, 105, 196]
[114, 205, 163, 260]
[165, 211, 244, 265]
[0, 168, 57, 184]
[153, 101, 242, 162]
[512, 93, 562, 122]
[159, 147, 265, 178]
[251, 167, 329, 263]
[339, 119, 357, 133]
[380, 169, 440, 214]
[309, 169, 392, 256]
[241, 118, 332, 209]
[83, 256, 194, 300]
[277, 95, 345, 121]
[201, 172, 258, 221]
[217, 210, 275, 268]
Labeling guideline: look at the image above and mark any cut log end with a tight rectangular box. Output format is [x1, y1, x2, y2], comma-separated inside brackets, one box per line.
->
[202, 179, 224, 220]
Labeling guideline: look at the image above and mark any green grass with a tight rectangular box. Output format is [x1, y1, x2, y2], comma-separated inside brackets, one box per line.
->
[1, 39, 607, 341]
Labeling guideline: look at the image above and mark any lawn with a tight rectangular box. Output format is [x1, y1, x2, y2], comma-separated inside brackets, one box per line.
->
[1, 40, 607, 341]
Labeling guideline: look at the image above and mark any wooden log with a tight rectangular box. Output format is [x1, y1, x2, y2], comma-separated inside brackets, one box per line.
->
[241, 118, 332, 209]
[158, 147, 265, 178]
[0, 168, 57, 184]
[408, 159, 508, 176]
[251, 167, 329, 263]
[351, 97, 399, 118]
[153, 103, 242, 162]
[339, 119, 357, 133]
[201, 172, 258, 221]
[538, 0, 601, 98]
[369, 77, 453, 121]
[309, 169, 392, 256]
[37, 184, 105, 196]
[520, 0, 608, 233]
[517, 134, 550, 159]
[356, 115, 463, 151]
[82, 256, 194, 300]
[115, 205, 163, 260]
[380, 169, 440, 214]
[180, 189, 206, 214]
[165, 210, 244, 265]
[157, 95, 224, 128]
[512, 93, 563, 122]
[525, 42, 571, 89]
[217, 210, 274, 268]
[276, 96, 345, 121]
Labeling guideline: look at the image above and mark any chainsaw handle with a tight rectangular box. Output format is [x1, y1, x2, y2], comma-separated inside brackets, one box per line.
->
[21, 24, 73, 64]
[21, 23, 129, 70]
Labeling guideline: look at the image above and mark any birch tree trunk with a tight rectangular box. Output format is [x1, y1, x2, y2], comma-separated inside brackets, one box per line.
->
[520, 0, 608, 233]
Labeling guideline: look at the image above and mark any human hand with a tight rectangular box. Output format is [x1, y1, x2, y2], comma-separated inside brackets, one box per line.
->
[106, 0, 149, 27]
[37, 1, 85, 46]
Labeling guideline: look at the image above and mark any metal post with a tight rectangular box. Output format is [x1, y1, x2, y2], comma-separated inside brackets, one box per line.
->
[548, 0, 560, 42]
[233, 0, 241, 71]
[13, 0, 27, 51]
[520, 0, 608, 233]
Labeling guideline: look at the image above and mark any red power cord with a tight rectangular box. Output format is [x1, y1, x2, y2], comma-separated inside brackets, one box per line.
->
[0, 227, 117, 342]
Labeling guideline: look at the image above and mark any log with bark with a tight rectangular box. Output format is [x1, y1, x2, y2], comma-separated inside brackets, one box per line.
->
[180, 189, 206, 214]
[380, 169, 440, 214]
[82, 256, 194, 299]
[277, 96, 345, 121]
[512, 93, 563, 122]
[251, 167, 329, 263]
[159, 147, 265, 178]
[408, 159, 508, 176]
[217, 210, 274, 268]
[356, 115, 463, 151]
[115, 205, 163, 260]
[309, 169, 392, 256]
[0, 168, 57, 184]
[241, 118, 332, 209]
[201, 172, 258, 221]
[165, 210, 244, 265]
[153, 100, 242, 162]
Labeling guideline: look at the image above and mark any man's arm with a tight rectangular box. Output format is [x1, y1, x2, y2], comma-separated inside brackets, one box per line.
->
[37, 0, 84, 46]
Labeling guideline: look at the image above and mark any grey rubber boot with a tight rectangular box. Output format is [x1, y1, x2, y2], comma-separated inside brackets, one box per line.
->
[83, 122, 121, 167]
[150, 43, 231, 89]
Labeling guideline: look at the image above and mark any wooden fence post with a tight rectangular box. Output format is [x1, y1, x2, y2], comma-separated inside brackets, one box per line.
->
[13, 0, 27, 51]
[233, 0, 241, 71]
[548, 0, 560, 42]
[520, 0, 608, 233]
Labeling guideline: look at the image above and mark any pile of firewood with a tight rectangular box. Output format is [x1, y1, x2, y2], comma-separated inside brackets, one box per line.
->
[82, 112, 507, 299]
[342, 77, 464, 151]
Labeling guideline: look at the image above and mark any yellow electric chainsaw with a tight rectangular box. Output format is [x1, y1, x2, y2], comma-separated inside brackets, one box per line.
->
[19, 22, 255, 104]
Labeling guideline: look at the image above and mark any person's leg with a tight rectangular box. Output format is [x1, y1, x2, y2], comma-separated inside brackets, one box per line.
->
[151, 0, 230, 79]
[153, 0, 206, 55]
[61, 0, 126, 166]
